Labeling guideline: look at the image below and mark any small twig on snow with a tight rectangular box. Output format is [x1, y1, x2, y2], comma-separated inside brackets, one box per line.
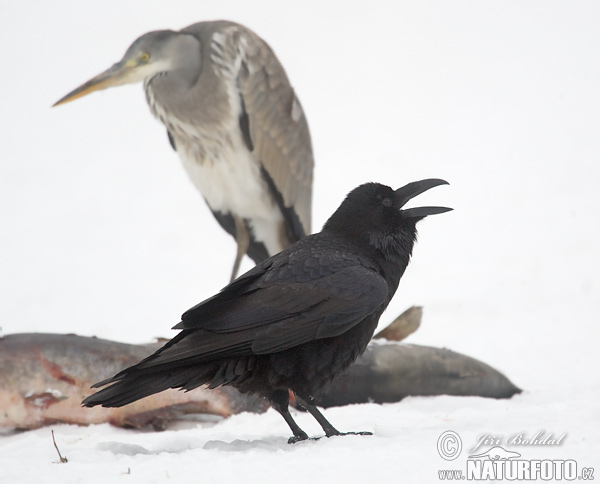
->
[51, 430, 68, 463]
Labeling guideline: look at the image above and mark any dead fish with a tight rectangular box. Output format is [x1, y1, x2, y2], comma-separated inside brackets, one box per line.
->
[0, 332, 521, 432]
[0, 333, 267, 432]
[315, 342, 521, 407]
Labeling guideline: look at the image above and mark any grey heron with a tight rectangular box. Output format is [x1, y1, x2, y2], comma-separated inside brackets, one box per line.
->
[54, 20, 314, 281]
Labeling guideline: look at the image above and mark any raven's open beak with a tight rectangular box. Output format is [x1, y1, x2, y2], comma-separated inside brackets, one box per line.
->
[395, 179, 452, 219]
[53, 60, 139, 107]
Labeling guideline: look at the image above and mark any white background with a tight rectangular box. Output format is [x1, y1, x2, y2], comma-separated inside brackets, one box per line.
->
[1, 1, 599, 482]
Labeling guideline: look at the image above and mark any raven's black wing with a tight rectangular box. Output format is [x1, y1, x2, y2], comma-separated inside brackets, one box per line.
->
[133, 241, 388, 369]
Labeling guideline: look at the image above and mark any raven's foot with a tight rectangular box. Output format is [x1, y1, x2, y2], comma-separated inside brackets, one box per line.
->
[288, 431, 372, 444]
[287, 431, 312, 444]
[327, 430, 373, 438]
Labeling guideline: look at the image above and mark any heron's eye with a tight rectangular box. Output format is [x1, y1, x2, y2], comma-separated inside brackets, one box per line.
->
[382, 198, 392, 207]
[139, 52, 150, 63]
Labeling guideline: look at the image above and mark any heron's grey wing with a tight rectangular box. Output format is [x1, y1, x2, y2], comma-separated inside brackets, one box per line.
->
[236, 28, 314, 239]
[179, 21, 313, 246]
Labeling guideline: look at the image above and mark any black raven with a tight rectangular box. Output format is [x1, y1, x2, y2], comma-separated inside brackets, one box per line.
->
[83, 179, 451, 442]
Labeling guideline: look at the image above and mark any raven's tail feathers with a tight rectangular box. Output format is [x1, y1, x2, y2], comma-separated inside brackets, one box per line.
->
[82, 365, 217, 408]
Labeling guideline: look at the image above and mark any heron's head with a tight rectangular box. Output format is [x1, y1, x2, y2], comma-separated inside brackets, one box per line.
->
[53, 30, 200, 106]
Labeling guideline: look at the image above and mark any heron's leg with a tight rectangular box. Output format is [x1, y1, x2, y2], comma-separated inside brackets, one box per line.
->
[269, 390, 309, 444]
[230, 215, 250, 282]
[295, 395, 372, 438]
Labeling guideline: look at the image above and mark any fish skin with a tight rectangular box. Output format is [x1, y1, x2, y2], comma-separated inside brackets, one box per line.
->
[0, 333, 267, 432]
[315, 342, 521, 407]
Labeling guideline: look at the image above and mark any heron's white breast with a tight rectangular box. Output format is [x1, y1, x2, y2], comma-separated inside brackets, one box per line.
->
[177, 131, 285, 256]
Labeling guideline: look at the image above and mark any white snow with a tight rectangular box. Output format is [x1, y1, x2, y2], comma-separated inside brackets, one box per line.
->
[1, 1, 599, 482]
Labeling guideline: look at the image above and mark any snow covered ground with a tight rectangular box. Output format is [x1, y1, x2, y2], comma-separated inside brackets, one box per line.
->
[1, 1, 599, 482]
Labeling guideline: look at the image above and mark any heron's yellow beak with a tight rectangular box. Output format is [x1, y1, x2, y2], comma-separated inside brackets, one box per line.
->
[53, 59, 138, 107]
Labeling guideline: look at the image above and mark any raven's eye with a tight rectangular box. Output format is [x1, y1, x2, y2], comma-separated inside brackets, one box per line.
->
[382, 198, 392, 207]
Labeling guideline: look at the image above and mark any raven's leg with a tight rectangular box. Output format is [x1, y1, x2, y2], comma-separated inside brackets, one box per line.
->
[295, 395, 340, 437]
[269, 390, 309, 444]
[230, 215, 250, 282]
[296, 396, 373, 438]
